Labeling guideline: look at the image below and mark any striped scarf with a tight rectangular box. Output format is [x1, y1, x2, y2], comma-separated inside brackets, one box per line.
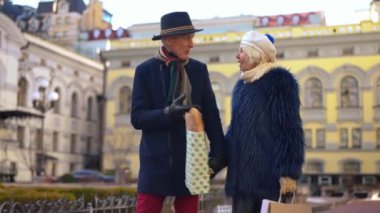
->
[155, 46, 192, 105]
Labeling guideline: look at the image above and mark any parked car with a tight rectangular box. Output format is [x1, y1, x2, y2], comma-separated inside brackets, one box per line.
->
[71, 169, 115, 183]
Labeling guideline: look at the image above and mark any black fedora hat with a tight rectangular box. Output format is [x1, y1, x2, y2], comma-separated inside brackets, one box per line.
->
[152, 12, 203, 40]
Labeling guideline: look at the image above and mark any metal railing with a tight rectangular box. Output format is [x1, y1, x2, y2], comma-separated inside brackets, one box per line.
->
[0, 190, 232, 213]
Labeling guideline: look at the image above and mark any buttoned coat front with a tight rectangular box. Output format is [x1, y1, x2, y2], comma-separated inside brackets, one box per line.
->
[131, 57, 225, 196]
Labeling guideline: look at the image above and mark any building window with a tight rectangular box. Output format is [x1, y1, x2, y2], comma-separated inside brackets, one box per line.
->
[340, 76, 359, 108]
[71, 92, 79, 117]
[304, 129, 312, 148]
[211, 81, 223, 110]
[86, 137, 92, 154]
[119, 86, 131, 114]
[362, 176, 376, 185]
[318, 176, 332, 185]
[51, 162, 57, 177]
[352, 128, 362, 148]
[36, 128, 43, 151]
[55, 17, 61, 25]
[316, 129, 325, 148]
[307, 50, 318, 58]
[276, 51, 284, 59]
[17, 78, 28, 107]
[70, 163, 75, 172]
[17, 126, 25, 148]
[342, 47, 354, 55]
[86, 97, 93, 121]
[53, 88, 61, 113]
[52, 131, 58, 152]
[277, 16, 285, 26]
[305, 77, 323, 108]
[340, 128, 348, 148]
[65, 16, 70, 24]
[20, 52, 29, 62]
[306, 161, 323, 173]
[121, 61, 131, 67]
[209, 56, 220, 63]
[376, 128, 380, 148]
[40, 59, 46, 66]
[70, 134, 76, 153]
[376, 77, 380, 107]
[261, 17, 269, 27]
[342, 160, 360, 173]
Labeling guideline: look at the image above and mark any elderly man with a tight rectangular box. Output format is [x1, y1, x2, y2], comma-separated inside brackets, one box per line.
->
[131, 11, 226, 213]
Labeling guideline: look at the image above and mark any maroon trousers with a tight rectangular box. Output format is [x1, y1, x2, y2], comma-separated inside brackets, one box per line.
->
[136, 193, 199, 213]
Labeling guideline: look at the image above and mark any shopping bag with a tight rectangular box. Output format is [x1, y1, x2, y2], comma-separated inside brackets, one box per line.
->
[260, 194, 312, 213]
[185, 130, 210, 195]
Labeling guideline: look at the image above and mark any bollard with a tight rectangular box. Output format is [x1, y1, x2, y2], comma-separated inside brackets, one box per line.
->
[87, 202, 93, 213]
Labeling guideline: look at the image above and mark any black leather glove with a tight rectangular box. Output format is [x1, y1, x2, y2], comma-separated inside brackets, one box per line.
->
[164, 94, 191, 119]
[209, 157, 227, 179]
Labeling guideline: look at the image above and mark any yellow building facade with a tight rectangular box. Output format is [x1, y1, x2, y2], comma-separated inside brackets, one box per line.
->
[101, 21, 380, 188]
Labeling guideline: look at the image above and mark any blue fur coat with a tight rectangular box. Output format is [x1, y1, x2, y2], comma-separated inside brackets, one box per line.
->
[225, 67, 305, 200]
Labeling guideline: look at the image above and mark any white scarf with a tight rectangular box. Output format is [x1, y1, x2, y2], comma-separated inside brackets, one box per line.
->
[240, 62, 276, 83]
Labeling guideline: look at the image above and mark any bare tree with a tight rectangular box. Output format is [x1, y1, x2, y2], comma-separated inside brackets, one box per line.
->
[104, 126, 139, 183]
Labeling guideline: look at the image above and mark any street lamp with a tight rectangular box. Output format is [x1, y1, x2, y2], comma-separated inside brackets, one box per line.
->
[31, 78, 59, 177]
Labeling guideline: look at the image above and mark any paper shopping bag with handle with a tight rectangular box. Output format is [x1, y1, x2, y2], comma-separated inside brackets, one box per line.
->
[260, 193, 312, 213]
[184, 108, 210, 195]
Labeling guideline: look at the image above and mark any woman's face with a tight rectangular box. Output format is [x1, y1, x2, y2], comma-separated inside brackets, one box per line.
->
[236, 47, 257, 72]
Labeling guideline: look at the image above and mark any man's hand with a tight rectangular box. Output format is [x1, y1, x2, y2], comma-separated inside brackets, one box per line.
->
[164, 94, 191, 119]
[279, 177, 297, 194]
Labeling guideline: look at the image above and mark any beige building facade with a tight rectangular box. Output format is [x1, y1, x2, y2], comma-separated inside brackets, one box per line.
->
[101, 19, 380, 190]
[0, 13, 104, 182]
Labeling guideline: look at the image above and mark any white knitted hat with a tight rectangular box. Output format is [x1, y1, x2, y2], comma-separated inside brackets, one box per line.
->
[240, 31, 276, 62]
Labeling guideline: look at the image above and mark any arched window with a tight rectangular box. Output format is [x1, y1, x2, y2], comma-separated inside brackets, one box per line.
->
[306, 160, 324, 173]
[340, 76, 359, 108]
[376, 77, 380, 107]
[339, 128, 348, 148]
[71, 92, 78, 117]
[211, 81, 223, 110]
[342, 160, 360, 173]
[53, 87, 61, 113]
[17, 77, 28, 106]
[119, 86, 131, 114]
[352, 128, 362, 148]
[305, 77, 323, 108]
[304, 129, 312, 148]
[86, 97, 93, 120]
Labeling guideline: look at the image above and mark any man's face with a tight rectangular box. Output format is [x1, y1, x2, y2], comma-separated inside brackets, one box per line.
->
[165, 33, 195, 60]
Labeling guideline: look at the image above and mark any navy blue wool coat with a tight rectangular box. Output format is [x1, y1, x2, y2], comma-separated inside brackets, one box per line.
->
[131, 57, 225, 196]
[225, 67, 305, 200]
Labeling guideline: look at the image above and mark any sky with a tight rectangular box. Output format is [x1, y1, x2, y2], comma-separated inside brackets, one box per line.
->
[11, 0, 374, 28]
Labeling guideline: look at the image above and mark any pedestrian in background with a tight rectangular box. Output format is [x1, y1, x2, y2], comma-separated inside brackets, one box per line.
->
[225, 30, 305, 212]
[131, 11, 226, 213]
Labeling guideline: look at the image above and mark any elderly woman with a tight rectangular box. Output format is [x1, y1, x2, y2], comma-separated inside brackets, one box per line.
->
[225, 31, 305, 212]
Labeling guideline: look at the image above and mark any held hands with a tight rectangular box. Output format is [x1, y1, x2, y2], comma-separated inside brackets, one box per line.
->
[164, 94, 192, 119]
[208, 157, 227, 179]
[279, 177, 297, 194]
